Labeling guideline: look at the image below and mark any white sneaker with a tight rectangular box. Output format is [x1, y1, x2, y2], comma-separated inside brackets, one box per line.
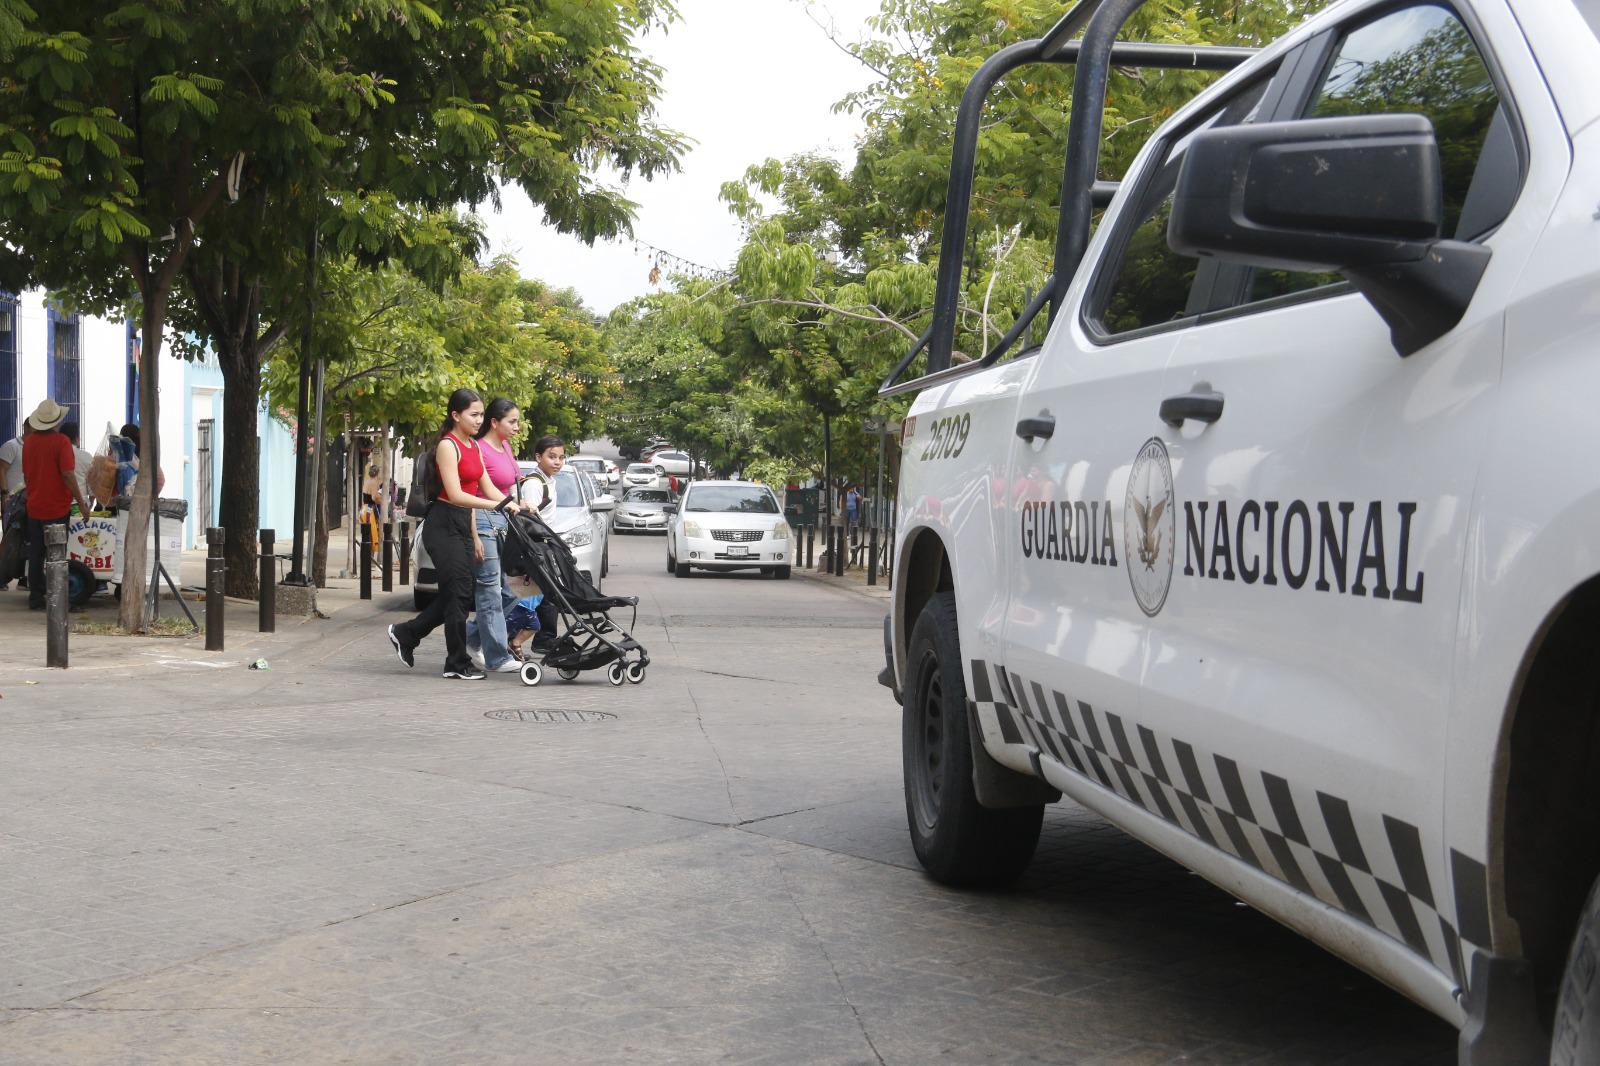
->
[467, 645, 486, 670]
[491, 659, 522, 673]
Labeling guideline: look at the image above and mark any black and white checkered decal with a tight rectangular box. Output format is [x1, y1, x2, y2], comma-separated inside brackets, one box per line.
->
[969, 658, 1491, 992]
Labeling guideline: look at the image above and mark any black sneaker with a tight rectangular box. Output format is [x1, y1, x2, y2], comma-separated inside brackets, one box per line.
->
[442, 667, 486, 680]
[387, 625, 415, 668]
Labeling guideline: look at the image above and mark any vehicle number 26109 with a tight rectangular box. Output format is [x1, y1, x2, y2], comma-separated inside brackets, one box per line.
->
[919, 413, 971, 461]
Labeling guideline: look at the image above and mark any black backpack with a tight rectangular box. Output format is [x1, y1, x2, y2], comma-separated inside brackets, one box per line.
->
[405, 443, 442, 519]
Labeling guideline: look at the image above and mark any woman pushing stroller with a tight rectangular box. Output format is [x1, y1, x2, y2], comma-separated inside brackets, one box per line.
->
[387, 388, 527, 680]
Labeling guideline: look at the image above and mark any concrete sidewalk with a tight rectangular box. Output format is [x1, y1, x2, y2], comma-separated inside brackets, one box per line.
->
[0, 530, 382, 682]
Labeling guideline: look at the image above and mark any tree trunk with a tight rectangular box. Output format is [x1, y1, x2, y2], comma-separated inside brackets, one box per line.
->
[119, 290, 167, 631]
[216, 341, 261, 599]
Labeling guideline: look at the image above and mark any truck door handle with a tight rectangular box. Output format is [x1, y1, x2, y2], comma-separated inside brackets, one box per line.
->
[1159, 389, 1224, 428]
[1016, 414, 1056, 442]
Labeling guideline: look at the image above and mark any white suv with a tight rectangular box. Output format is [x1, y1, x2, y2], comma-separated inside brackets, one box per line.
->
[883, 2, 1600, 1062]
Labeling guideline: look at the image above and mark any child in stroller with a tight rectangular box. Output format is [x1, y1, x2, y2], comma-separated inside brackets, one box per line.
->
[499, 507, 650, 688]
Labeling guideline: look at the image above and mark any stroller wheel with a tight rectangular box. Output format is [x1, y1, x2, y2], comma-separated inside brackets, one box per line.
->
[626, 662, 646, 685]
[607, 661, 626, 686]
[519, 662, 543, 687]
[557, 667, 580, 682]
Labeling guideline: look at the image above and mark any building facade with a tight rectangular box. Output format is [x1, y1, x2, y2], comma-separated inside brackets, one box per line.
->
[0, 290, 295, 548]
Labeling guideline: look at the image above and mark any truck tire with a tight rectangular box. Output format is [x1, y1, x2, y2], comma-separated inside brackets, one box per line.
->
[1552, 872, 1600, 1065]
[903, 590, 1043, 886]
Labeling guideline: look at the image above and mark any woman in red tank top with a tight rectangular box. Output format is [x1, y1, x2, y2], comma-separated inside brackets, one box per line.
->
[387, 388, 523, 679]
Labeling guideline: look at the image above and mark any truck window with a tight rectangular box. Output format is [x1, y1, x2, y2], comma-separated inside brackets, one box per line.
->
[1249, 3, 1511, 302]
[1092, 77, 1272, 337]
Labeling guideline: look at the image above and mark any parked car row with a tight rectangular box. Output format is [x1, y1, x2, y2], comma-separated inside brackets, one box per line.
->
[410, 457, 795, 605]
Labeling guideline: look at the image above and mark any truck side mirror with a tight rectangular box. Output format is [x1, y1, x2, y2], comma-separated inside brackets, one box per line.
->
[1168, 113, 1490, 356]
[663, 503, 678, 515]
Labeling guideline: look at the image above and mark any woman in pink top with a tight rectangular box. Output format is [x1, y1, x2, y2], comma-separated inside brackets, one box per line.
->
[465, 398, 527, 671]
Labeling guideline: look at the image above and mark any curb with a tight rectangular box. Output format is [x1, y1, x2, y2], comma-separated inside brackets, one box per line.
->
[793, 565, 892, 606]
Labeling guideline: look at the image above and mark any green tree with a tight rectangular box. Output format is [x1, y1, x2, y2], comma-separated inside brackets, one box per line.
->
[635, 0, 1331, 501]
[261, 255, 615, 528]
[0, 0, 682, 625]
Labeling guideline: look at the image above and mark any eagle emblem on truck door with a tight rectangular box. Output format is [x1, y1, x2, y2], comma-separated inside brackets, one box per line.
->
[1124, 438, 1176, 617]
[1132, 496, 1167, 571]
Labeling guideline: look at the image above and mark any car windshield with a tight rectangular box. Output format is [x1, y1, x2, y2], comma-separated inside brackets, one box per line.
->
[684, 486, 778, 514]
[627, 464, 656, 474]
[569, 458, 602, 470]
[625, 490, 669, 503]
[551, 472, 584, 508]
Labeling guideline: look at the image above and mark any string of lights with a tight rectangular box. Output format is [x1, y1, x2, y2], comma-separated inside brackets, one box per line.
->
[625, 237, 731, 282]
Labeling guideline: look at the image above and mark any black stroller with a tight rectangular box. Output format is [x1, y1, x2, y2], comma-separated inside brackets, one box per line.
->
[499, 506, 650, 688]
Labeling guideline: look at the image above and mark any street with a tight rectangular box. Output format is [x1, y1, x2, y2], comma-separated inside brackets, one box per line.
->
[0, 531, 1455, 1065]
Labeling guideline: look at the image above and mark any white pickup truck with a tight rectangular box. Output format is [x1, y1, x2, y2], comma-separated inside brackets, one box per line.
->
[881, 2, 1600, 1062]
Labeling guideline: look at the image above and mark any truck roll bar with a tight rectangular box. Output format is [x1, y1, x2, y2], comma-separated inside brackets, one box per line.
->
[879, 0, 1257, 398]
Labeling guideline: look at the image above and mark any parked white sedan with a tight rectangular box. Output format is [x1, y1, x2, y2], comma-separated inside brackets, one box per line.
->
[566, 455, 618, 489]
[516, 464, 614, 586]
[621, 462, 666, 492]
[666, 480, 791, 579]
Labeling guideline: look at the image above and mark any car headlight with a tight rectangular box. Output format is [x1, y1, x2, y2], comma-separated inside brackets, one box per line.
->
[772, 521, 790, 539]
[682, 520, 704, 538]
[562, 527, 593, 548]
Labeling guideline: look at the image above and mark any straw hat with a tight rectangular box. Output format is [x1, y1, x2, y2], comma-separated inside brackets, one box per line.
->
[24, 399, 68, 432]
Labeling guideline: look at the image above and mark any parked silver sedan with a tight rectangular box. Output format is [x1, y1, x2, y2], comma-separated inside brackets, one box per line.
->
[614, 488, 672, 534]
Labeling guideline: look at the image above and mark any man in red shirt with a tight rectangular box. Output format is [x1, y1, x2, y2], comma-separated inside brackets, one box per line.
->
[20, 400, 92, 611]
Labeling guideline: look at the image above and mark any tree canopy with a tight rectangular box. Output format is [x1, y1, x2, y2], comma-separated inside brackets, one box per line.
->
[609, 0, 1331, 492]
[0, 0, 684, 619]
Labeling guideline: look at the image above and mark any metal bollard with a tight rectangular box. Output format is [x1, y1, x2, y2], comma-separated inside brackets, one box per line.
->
[834, 525, 847, 576]
[259, 529, 276, 633]
[867, 525, 879, 586]
[45, 523, 68, 668]
[205, 526, 226, 651]
[399, 521, 411, 585]
[381, 521, 394, 593]
[359, 530, 372, 600]
[805, 525, 814, 569]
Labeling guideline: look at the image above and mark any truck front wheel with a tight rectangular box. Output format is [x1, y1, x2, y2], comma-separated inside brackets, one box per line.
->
[903, 590, 1043, 886]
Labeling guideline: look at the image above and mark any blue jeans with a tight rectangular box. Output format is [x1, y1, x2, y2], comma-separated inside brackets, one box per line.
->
[466, 509, 518, 667]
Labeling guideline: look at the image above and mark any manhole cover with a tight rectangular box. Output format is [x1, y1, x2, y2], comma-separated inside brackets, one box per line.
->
[485, 708, 617, 723]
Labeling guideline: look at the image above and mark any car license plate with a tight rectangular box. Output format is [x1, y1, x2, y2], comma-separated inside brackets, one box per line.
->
[726, 543, 750, 558]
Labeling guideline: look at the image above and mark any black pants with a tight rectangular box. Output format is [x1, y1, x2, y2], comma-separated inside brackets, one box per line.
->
[535, 598, 558, 641]
[393, 503, 475, 673]
[26, 513, 70, 609]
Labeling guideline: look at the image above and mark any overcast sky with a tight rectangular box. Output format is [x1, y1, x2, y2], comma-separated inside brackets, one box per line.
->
[475, 0, 888, 316]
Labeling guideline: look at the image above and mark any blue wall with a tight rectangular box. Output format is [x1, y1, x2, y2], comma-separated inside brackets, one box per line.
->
[181, 355, 295, 547]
